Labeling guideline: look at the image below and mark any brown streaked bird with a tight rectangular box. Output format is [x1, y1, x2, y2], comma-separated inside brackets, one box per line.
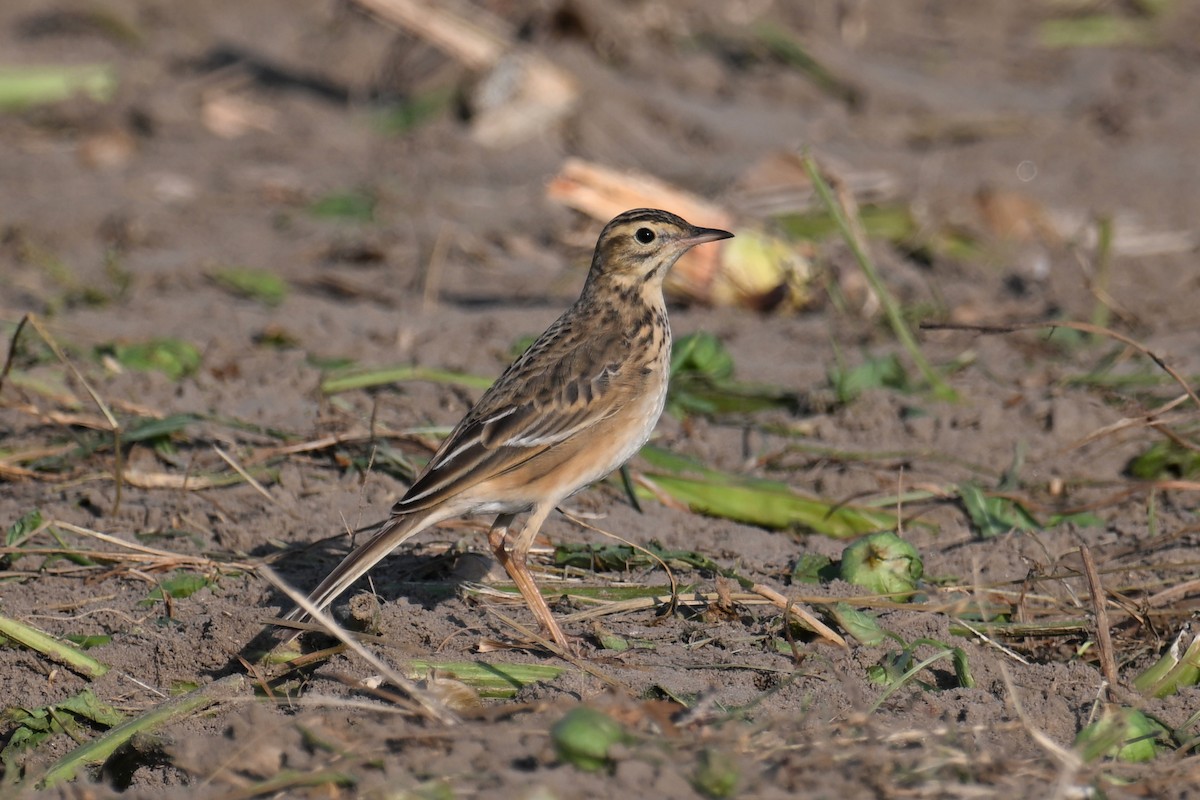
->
[283, 209, 733, 650]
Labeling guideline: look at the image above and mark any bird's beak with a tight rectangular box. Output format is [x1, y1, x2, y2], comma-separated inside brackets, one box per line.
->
[681, 225, 735, 246]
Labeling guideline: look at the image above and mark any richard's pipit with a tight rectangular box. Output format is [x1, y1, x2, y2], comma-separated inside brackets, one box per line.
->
[284, 209, 732, 649]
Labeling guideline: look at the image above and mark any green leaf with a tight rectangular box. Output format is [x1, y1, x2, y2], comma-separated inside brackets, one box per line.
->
[5, 510, 43, 547]
[1133, 625, 1200, 698]
[692, 748, 740, 799]
[951, 646, 974, 689]
[828, 352, 910, 404]
[828, 602, 887, 646]
[35, 675, 245, 788]
[643, 473, 893, 537]
[1127, 440, 1200, 480]
[374, 87, 455, 134]
[551, 707, 629, 772]
[254, 326, 301, 349]
[667, 332, 798, 418]
[790, 553, 834, 584]
[1037, 16, 1156, 48]
[46, 414, 196, 471]
[1075, 706, 1171, 763]
[802, 158, 958, 402]
[865, 638, 970, 694]
[0, 65, 117, 111]
[62, 634, 112, 650]
[0, 689, 124, 780]
[210, 267, 288, 307]
[637, 446, 896, 537]
[402, 660, 564, 700]
[671, 332, 734, 381]
[50, 691, 124, 728]
[957, 482, 1041, 538]
[138, 573, 214, 607]
[554, 542, 721, 573]
[308, 190, 376, 222]
[594, 627, 630, 652]
[778, 204, 919, 245]
[1044, 511, 1104, 529]
[99, 339, 201, 381]
[120, 413, 196, 444]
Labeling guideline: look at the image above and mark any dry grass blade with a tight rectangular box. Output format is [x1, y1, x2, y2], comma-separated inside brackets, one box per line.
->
[802, 156, 957, 400]
[0, 462, 44, 480]
[258, 565, 458, 726]
[479, 606, 625, 689]
[921, 319, 1200, 413]
[951, 619, 1032, 665]
[119, 469, 236, 491]
[1080, 545, 1119, 698]
[2, 403, 115, 432]
[3, 314, 126, 512]
[552, 588, 857, 645]
[558, 507, 680, 615]
[352, 0, 508, 69]
[0, 313, 31, 395]
[1061, 392, 1193, 454]
[752, 584, 847, 648]
[1146, 577, 1200, 609]
[45, 520, 257, 571]
[213, 445, 275, 503]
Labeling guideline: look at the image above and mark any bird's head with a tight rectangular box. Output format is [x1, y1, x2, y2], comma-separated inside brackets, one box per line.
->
[585, 208, 733, 293]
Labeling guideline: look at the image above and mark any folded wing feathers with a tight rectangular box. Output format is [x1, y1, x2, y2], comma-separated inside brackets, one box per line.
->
[393, 351, 625, 512]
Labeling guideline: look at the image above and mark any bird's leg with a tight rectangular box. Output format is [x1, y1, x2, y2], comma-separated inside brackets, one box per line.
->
[486, 513, 518, 556]
[488, 506, 571, 651]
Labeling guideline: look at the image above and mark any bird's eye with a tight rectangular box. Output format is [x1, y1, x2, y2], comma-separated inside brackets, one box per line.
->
[635, 227, 656, 244]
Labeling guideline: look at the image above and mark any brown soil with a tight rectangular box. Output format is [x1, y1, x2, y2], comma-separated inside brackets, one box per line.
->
[3, 1, 1200, 798]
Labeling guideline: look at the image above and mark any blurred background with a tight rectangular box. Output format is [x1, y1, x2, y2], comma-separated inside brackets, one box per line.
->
[4, 0, 1197, 343]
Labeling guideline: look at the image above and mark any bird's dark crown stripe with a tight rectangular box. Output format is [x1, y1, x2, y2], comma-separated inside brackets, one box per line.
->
[605, 208, 687, 230]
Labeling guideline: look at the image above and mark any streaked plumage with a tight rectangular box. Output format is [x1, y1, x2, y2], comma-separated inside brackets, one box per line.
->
[283, 209, 733, 649]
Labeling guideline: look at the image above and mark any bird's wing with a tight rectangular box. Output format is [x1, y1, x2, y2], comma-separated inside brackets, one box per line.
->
[393, 319, 636, 514]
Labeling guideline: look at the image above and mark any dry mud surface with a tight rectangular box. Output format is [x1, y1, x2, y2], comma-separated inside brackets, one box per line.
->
[3, 2, 1200, 798]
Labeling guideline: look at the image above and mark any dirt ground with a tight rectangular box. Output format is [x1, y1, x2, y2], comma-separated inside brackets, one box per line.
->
[3, 1, 1200, 797]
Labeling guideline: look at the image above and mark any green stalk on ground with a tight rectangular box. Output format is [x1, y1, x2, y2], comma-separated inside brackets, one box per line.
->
[802, 156, 957, 402]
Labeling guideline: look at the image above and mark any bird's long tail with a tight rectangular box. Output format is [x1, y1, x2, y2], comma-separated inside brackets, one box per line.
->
[280, 512, 429, 633]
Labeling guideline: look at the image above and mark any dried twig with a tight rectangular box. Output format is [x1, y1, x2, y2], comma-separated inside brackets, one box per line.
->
[4, 314, 127, 512]
[260, 565, 458, 726]
[213, 445, 276, 504]
[921, 319, 1200, 413]
[1080, 545, 1119, 698]
[752, 584, 848, 648]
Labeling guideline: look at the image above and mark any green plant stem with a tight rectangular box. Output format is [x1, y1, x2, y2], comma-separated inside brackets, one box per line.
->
[1090, 215, 1115, 331]
[34, 675, 248, 788]
[321, 365, 493, 394]
[868, 649, 955, 714]
[0, 614, 109, 678]
[802, 156, 957, 401]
